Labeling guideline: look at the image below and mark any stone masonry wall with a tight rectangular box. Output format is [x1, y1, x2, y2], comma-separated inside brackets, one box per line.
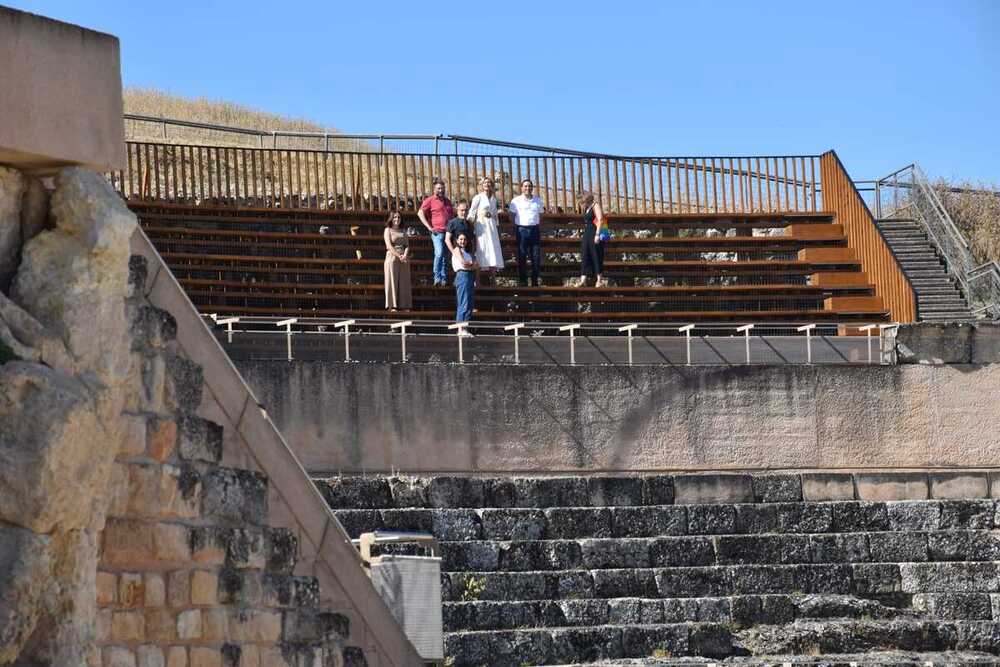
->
[0, 167, 419, 666]
[94, 256, 359, 667]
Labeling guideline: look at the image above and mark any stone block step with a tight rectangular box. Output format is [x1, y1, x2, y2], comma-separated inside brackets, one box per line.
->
[575, 653, 1000, 666]
[437, 531, 1000, 573]
[333, 499, 999, 542]
[443, 593, 917, 632]
[442, 620, 1000, 665]
[442, 561, 1000, 603]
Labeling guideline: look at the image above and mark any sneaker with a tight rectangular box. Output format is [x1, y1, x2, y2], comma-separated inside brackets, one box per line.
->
[459, 330, 475, 338]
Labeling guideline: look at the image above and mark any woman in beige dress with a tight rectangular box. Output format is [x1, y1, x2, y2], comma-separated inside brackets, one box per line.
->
[383, 211, 412, 310]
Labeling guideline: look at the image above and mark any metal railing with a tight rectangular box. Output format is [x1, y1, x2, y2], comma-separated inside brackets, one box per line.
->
[124, 113, 624, 157]
[111, 139, 822, 216]
[874, 164, 1000, 318]
[204, 315, 899, 366]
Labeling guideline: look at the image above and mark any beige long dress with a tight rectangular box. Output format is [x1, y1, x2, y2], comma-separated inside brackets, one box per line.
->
[384, 228, 412, 309]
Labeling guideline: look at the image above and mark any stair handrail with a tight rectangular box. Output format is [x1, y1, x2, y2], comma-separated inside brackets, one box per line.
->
[877, 163, 1000, 318]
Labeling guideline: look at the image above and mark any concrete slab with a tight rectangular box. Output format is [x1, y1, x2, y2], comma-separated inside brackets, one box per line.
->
[856, 473, 928, 501]
[802, 473, 855, 502]
[0, 7, 125, 171]
[929, 472, 990, 500]
[673, 474, 753, 505]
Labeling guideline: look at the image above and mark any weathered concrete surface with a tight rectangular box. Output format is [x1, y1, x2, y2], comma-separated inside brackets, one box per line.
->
[0, 7, 125, 171]
[236, 361, 1000, 473]
[897, 322, 1000, 365]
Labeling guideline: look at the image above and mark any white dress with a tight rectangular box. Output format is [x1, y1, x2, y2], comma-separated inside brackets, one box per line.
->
[468, 193, 504, 270]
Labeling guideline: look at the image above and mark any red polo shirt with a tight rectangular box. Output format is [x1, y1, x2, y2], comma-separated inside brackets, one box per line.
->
[420, 195, 454, 233]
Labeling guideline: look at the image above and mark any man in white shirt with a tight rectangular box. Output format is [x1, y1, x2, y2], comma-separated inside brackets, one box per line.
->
[508, 179, 544, 286]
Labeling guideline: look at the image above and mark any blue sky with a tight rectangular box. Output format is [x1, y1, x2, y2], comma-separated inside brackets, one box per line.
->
[11, 0, 1000, 183]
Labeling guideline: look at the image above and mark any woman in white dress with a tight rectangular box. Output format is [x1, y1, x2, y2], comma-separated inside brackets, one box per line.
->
[467, 177, 504, 281]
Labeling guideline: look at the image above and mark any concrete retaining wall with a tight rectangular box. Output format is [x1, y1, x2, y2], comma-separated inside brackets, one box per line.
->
[235, 359, 1000, 474]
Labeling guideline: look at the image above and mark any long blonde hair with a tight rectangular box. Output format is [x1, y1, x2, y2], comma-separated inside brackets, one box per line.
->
[579, 192, 596, 211]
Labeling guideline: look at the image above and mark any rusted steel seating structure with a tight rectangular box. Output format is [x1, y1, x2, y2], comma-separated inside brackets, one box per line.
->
[114, 142, 917, 328]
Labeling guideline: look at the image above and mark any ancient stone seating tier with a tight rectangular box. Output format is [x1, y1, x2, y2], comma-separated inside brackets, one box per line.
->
[131, 202, 890, 326]
[318, 472, 1000, 667]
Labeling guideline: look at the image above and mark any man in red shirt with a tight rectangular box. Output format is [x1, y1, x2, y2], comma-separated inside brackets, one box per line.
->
[417, 178, 454, 286]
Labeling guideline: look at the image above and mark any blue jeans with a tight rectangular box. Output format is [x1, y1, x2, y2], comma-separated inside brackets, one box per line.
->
[455, 271, 474, 322]
[430, 231, 447, 284]
[514, 225, 541, 286]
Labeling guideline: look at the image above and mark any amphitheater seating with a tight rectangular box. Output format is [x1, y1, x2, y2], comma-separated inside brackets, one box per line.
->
[131, 202, 890, 325]
[319, 473, 1000, 666]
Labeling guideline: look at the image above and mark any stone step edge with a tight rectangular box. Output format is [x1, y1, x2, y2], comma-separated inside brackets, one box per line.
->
[315, 471, 1000, 508]
[561, 654, 1000, 667]
[444, 618, 1000, 637]
[427, 530, 1000, 544]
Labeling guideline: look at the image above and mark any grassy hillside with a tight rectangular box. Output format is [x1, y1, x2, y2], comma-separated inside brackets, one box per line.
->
[122, 87, 354, 149]
[935, 180, 1000, 264]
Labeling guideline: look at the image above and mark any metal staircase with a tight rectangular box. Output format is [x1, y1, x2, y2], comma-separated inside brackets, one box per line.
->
[873, 164, 1000, 321]
[876, 218, 973, 321]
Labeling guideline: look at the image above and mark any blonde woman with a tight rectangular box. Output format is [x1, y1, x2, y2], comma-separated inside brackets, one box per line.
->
[467, 177, 504, 279]
[577, 192, 607, 287]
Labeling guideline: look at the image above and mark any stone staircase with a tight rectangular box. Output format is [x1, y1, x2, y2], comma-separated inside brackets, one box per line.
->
[877, 219, 974, 322]
[318, 473, 1000, 666]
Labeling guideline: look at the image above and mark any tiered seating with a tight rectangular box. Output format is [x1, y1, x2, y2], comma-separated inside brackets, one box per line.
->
[132, 202, 890, 325]
[319, 473, 1000, 666]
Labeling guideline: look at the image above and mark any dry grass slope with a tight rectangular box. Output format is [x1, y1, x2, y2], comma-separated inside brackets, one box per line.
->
[935, 180, 1000, 264]
[122, 87, 367, 150]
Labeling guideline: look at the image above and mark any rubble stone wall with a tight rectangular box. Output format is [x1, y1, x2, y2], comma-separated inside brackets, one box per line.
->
[0, 166, 419, 667]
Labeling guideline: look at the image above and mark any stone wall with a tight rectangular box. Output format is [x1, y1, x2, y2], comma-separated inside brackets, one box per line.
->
[320, 472, 1000, 665]
[0, 7, 125, 171]
[235, 360, 1000, 474]
[0, 167, 420, 666]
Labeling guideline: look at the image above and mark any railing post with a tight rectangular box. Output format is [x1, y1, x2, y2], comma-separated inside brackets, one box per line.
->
[859, 324, 877, 364]
[276, 318, 297, 361]
[796, 323, 816, 364]
[736, 324, 755, 364]
[334, 319, 356, 362]
[447, 322, 469, 363]
[678, 324, 695, 365]
[618, 324, 638, 366]
[216, 317, 240, 344]
[504, 323, 525, 364]
[389, 320, 413, 362]
[559, 324, 581, 365]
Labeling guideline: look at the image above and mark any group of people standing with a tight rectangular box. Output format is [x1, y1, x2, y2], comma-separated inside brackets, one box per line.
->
[383, 176, 608, 322]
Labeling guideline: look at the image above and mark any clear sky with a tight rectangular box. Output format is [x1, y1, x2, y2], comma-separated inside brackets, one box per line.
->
[9, 0, 1000, 183]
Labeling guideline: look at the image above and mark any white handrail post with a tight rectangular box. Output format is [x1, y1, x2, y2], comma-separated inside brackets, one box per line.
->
[504, 323, 525, 364]
[679, 324, 695, 365]
[796, 323, 816, 364]
[859, 324, 877, 364]
[216, 317, 240, 344]
[389, 320, 413, 362]
[447, 322, 468, 364]
[736, 324, 755, 365]
[276, 318, 297, 361]
[559, 324, 581, 365]
[334, 319, 356, 362]
[618, 324, 639, 366]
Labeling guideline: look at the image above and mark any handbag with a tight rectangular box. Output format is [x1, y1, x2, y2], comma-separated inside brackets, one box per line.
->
[597, 217, 611, 243]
